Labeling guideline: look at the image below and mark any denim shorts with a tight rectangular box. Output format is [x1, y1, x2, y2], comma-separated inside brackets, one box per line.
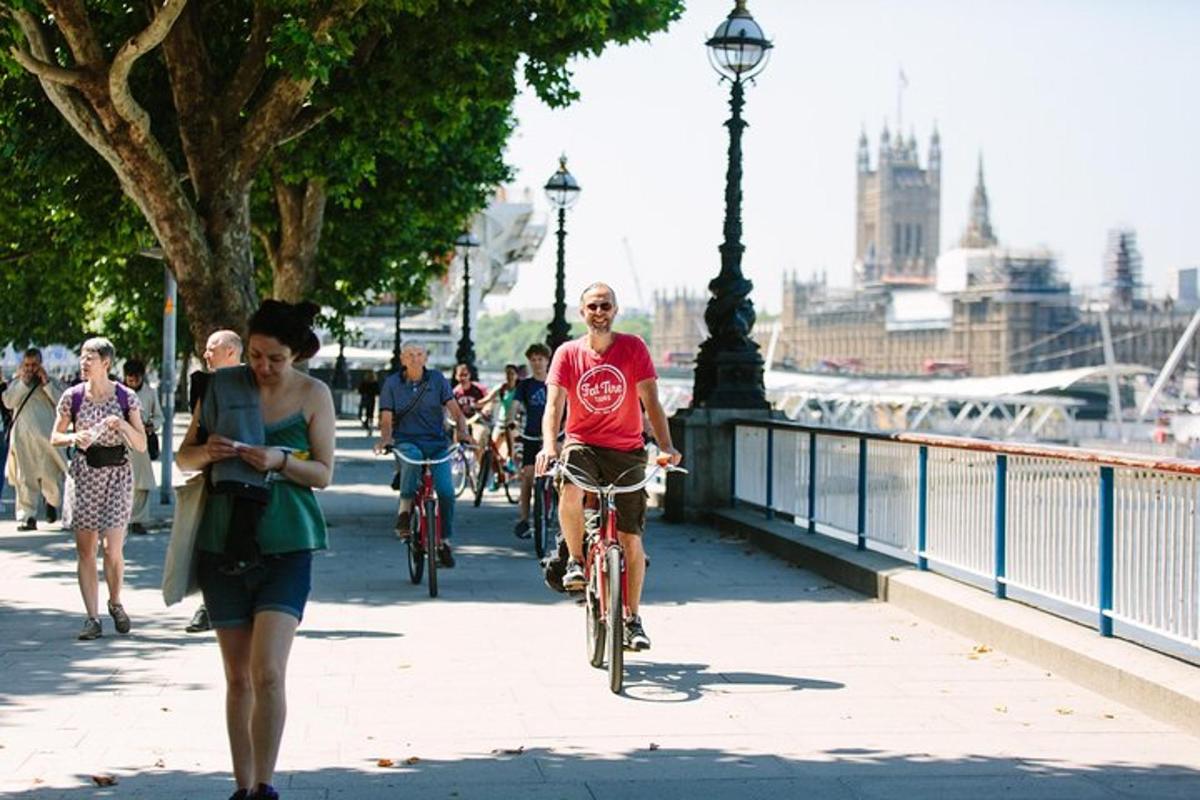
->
[197, 550, 313, 628]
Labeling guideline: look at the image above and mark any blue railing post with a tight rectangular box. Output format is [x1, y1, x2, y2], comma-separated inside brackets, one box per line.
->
[994, 454, 1008, 599]
[807, 432, 817, 534]
[917, 445, 929, 571]
[1098, 466, 1115, 637]
[730, 425, 738, 509]
[857, 438, 867, 551]
[765, 427, 774, 520]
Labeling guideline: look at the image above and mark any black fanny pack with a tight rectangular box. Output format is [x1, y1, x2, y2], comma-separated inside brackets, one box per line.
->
[85, 444, 128, 468]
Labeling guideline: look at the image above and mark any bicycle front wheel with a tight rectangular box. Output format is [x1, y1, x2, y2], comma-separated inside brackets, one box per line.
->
[426, 497, 439, 598]
[605, 545, 624, 694]
[406, 509, 423, 584]
[451, 449, 470, 497]
[532, 477, 547, 559]
[473, 450, 492, 508]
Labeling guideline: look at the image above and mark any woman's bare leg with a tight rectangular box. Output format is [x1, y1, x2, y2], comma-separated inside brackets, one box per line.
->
[215, 626, 255, 790]
[100, 527, 126, 605]
[74, 530, 100, 618]
[249, 611, 300, 787]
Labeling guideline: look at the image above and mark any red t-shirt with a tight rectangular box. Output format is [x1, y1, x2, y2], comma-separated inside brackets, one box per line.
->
[547, 333, 657, 452]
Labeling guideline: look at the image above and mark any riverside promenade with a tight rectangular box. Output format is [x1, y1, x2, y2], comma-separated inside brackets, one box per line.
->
[1, 422, 1198, 799]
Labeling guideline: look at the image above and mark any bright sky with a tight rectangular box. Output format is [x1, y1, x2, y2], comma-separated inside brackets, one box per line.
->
[491, 0, 1200, 317]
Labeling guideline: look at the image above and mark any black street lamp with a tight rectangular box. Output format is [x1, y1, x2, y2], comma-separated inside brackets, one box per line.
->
[692, 0, 772, 409]
[454, 231, 481, 376]
[544, 155, 581, 351]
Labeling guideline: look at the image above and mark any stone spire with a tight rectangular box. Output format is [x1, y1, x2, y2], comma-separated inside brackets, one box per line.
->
[959, 153, 997, 248]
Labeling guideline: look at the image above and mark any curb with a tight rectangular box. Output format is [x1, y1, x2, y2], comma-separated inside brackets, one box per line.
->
[712, 507, 1200, 738]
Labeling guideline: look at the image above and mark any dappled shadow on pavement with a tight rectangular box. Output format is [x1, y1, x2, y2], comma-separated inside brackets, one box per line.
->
[3, 747, 1199, 799]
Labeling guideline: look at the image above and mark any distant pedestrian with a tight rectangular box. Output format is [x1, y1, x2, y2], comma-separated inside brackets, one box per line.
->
[50, 338, 148, 640]
[357, 371, 380, 433]
[185, 330, 243, 634]
[3, 348, 67, 530]
[177, 301, 335, 800]
[123, 359, 164, 535]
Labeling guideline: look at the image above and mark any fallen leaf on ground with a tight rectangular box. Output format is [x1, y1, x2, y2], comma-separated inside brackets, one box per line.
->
[404, 756, 421, 765]
[160, 707, 170, 712]
[1103, 713, 1116, 719]
[1055, 707, 1074, 715]
[154, 758, 165, 768]
[377, 759, 394, 768]
[91, 775, 118, 787]
[491, 746, 525, 756]
[889, 635, 900, 642]
[972, 644, 992, 654]
[648, 743, 660, 751]
[994, 705, 1008, 713]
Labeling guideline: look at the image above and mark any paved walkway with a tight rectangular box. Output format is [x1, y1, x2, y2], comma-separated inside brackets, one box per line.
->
[0, 422, 1198, 798]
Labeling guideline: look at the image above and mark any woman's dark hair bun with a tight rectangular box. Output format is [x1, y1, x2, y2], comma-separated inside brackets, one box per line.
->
[248, 299, 322, 360]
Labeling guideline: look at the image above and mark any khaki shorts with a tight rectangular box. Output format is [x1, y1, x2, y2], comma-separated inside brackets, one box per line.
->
[560, 443, 648, 535]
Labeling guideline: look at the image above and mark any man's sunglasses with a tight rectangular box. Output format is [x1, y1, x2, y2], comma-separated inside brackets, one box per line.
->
[585, 302, 613, 312]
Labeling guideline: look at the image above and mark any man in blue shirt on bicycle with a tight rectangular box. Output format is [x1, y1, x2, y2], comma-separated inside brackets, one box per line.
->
[374, 343, 471, 567]
[511, 342, 551, 539]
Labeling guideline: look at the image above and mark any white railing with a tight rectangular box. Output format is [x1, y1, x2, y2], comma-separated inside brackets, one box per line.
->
[729, 420, 1200, 663]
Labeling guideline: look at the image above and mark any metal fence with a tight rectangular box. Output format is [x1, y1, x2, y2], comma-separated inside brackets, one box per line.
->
[730, 419, 1200, 662]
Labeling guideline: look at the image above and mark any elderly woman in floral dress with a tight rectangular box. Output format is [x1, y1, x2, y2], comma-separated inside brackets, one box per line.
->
[50, 337, 147, 640]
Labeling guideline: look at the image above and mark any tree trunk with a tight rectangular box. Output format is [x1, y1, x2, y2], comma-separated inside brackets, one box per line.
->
[271, 176, 327, 303]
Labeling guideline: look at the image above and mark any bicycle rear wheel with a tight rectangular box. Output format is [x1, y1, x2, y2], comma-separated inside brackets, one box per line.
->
[451, 449, 470, 497]
[585, 547, 605, 668]
[426, 497, 439, 598]
[406, 508, 423, 584]
[605, 545, 624, 694]
[473, 450, 492, 507]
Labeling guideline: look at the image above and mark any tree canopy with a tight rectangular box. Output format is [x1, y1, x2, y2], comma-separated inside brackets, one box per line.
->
[0, 0, 683, 359]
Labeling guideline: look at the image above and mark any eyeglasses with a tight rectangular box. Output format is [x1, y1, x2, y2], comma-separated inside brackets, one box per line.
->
[585, 302, 613, 312]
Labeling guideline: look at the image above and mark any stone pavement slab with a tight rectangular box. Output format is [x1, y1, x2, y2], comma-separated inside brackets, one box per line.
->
[0, 422, 1197, 798]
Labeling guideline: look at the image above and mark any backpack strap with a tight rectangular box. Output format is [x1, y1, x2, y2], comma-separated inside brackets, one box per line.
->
[114, 383, 133, 420]
[68, 384, 85, 426]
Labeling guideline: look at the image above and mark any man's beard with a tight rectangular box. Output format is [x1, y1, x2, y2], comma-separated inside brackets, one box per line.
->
[587, 319, 612, 334]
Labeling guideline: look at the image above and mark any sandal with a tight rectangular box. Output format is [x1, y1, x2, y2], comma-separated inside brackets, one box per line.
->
[107, 600, 131, 634]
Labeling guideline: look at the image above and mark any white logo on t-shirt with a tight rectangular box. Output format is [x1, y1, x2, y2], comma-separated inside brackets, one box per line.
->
[577, 364, 626, 414]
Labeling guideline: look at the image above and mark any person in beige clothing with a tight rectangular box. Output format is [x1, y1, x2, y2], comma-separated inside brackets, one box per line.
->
[2, 348, 66, 530]
[123, 359, 164, 534]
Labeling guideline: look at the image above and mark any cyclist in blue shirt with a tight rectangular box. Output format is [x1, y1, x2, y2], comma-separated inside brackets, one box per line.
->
[374, 343, 470, 567]
[511, 343, 551, 539]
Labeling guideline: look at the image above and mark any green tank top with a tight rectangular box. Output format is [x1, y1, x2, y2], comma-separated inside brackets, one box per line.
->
[196, 412, 328, 555]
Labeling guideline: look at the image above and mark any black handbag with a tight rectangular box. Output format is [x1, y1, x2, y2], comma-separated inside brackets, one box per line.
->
[147, 430, 160, 461]
[85, 444, 128, 468]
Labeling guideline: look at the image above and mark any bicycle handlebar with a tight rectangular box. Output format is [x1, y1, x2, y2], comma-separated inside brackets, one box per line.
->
[549, 458, 686, 496]
[381, 442, 470, 466]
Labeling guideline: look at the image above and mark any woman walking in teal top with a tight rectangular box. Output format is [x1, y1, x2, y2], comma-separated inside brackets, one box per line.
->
[177, 301, 335, 800]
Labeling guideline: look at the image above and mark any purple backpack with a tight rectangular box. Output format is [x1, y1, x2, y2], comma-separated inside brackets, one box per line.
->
[66, 383, 134, 427]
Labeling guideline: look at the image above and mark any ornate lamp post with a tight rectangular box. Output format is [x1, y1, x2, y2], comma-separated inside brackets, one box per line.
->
[544, 155, 581, 351]
[454, 231, 481, 376]
[692, 0, 772, 409]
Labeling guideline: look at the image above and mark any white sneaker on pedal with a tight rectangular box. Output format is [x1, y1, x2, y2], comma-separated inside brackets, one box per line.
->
[562, 558, 585, 591]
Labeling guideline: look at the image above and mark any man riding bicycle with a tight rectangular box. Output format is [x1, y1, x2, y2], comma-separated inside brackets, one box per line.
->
[535, 283, 682, 651]
[375, 343, 471, 567]
[511, 343, 551, 539]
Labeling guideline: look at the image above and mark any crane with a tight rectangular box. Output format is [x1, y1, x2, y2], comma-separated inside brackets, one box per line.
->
[621, 236, 646, 311]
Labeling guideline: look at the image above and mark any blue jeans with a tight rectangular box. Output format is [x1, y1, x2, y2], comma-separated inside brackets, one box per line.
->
[395, 442, 455, 540]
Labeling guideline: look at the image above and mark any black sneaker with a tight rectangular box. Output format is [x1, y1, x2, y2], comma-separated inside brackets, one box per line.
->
[45, 505, 58, 524]
[513, 519, 531, 539]
[130, 522, 148, 535]
[562, 558, 585, 591]
[624, 615, 651, 651]
[17, 518, 36, 531]
[438, 542, 456, 568]
[78, 616, 102, 640]
[229, 789, 250, 800]
[107, 600, 131, 634]
[395, 511, 412, 540]
[250, 784, 279, 800]
[186, 605, 211, 633]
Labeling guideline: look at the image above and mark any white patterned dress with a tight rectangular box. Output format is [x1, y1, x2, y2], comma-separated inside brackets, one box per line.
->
[57, 388, 142, 531]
